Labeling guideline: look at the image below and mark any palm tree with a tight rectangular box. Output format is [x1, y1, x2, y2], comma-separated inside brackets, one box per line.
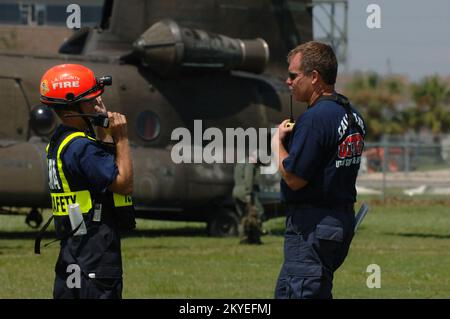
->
[411, 76, 450, 110]
[410, 76, 450, 141]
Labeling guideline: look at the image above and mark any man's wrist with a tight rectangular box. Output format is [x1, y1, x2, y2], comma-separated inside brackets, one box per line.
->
[114, 137, 129, 146]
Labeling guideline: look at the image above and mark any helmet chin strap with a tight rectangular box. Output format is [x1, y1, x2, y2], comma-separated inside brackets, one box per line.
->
[75, 104, 97, 139]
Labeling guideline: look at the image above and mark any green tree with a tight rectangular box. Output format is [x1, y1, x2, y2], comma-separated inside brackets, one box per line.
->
[410, 76, 450, 140]
[343, 72, 407, 141]
[411, 76, 450, 110]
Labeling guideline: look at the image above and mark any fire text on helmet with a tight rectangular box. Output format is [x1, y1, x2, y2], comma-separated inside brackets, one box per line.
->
[52, 81, 80, 90]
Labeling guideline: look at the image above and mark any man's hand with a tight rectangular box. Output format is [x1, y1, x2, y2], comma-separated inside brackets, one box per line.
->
[278, 119, 294, 141]
[107, 111, 133, 195]
[93, 97, 112, 141]
[271, 119, 294, 160]
[108, 111, 128, 143]
[94, 96, 107, 113]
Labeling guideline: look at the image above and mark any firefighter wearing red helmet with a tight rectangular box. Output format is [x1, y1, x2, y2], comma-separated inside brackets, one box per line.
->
[36, 64, 135, 299]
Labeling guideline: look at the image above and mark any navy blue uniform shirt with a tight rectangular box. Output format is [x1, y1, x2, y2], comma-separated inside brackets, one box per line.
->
[281, 98, 366, 205]
[56, 125, 118, 194]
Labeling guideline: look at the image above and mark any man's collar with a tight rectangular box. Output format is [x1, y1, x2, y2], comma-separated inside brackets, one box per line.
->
[307, 91, 338, 109]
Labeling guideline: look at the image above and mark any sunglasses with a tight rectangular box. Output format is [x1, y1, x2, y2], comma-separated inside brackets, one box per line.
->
[288, 72, 304, 81]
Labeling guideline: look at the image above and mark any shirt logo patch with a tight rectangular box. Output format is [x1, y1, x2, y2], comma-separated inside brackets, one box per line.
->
[338, 133, 364, 159]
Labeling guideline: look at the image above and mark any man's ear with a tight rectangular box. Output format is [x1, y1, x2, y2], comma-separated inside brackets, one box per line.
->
[311, 70, 320, 85]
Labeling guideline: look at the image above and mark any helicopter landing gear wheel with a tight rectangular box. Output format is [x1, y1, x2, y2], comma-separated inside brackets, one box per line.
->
[207, 209, 240, 237]
[25, 207, 43, 229]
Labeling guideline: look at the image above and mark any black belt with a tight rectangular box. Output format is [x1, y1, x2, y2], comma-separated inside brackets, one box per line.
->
[286, 203, 355, 213]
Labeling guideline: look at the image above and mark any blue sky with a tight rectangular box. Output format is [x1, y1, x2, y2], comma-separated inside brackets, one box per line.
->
[313, 0, 450, 80]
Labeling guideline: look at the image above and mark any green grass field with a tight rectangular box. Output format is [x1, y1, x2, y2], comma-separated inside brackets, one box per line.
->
[0, 199, 449, 298]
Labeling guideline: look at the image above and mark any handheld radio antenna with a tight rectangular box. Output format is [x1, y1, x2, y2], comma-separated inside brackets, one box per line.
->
[290, 94, 293, 122]
[285, 95, 295, 128]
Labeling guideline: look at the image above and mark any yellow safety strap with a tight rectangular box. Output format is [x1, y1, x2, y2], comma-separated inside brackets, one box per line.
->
[57, 132, 86, 192]
[113, 194, 133, 207]
[52, 132, 93, 216]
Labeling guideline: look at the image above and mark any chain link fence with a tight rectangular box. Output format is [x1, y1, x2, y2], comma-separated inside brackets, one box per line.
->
[357, 135, 450, 199]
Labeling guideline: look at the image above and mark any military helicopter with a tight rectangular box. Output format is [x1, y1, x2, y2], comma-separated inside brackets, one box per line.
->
[0, 0, 312, 236]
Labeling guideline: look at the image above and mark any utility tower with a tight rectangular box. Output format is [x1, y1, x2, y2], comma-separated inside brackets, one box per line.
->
[310, 0, 348, 69]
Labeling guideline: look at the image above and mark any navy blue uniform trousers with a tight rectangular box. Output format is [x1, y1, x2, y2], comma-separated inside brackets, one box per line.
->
[54, 273, 123, 299]
[53, 222, 123, 299]
[274, 206, 355, 299]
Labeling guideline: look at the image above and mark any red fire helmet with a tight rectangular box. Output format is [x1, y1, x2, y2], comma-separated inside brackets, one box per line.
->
[39, 64, 107, 106]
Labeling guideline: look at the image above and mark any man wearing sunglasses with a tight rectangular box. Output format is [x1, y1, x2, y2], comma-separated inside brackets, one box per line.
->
[272, 42, 366, 299]
[38, 64, 135, 298]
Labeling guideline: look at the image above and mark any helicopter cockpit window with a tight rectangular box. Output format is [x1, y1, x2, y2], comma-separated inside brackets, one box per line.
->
[137, 110, 160, 141]
[30, 104, 57, 136]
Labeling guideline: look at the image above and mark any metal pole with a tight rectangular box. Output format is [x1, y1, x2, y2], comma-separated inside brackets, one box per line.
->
[404, 135, 410, 176]
[343, 0, 348, 69]
[382, 139, 387, 202]
[330, 3, 335, 47]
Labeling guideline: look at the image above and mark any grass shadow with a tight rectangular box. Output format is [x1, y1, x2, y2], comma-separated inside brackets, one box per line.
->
[123, 227, 208, 238]
[385, 232, 450, 240]
[0, 231, 54, 240]
[0, 226, 209, 240]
